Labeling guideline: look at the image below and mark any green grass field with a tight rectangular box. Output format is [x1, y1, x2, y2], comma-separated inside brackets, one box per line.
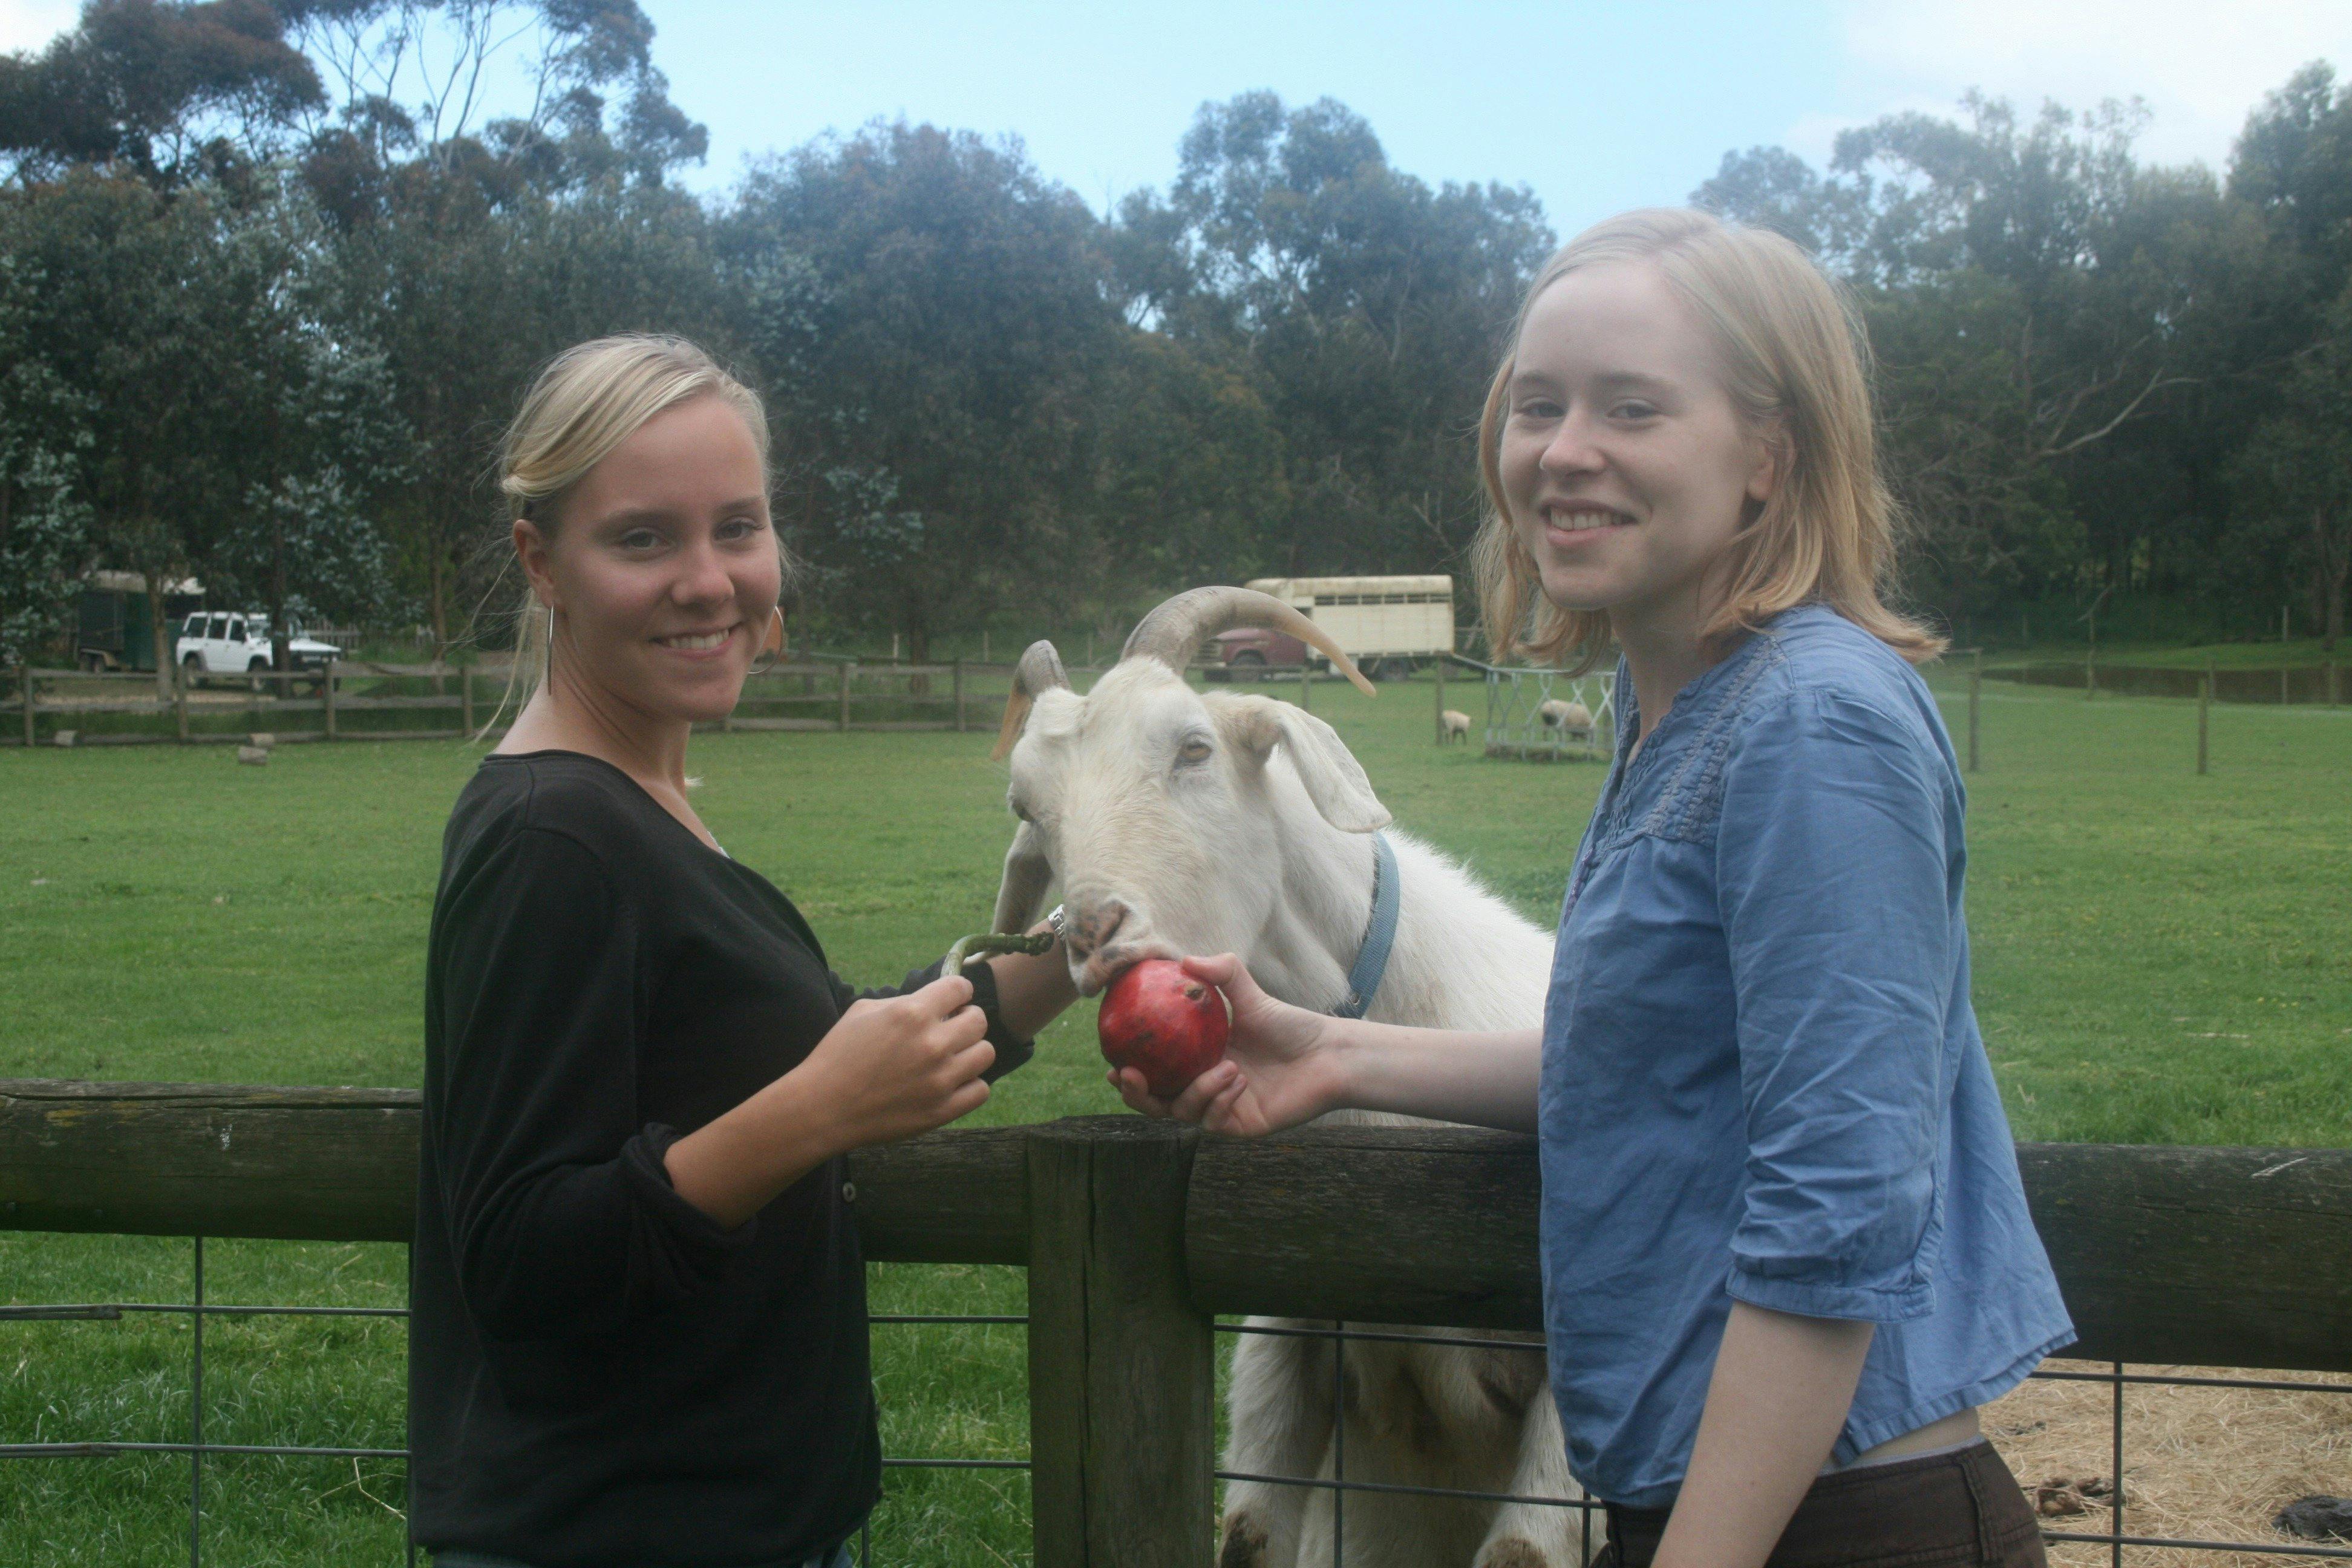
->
[2, 670, 2347, 1564]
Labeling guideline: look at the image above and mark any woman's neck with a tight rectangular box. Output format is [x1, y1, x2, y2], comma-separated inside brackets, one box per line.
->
[1610, 594, 1724, 753]
[499, 676, 693, 797]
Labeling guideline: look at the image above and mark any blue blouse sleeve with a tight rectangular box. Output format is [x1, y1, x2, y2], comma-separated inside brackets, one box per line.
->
[1712, 689, 1956, 1323]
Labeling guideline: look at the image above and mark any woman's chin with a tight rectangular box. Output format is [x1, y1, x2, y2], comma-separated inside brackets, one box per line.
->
[642, 670, 751, 727]
[1537, 569, 1623, 616]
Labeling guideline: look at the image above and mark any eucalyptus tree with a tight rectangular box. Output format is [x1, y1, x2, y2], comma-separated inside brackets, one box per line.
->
[2227, 282, 2352, 648]
[1119, 92, 1553, 577]
[0, 253, 93, 665]
[722, 121, 1123, 658]
[284, 0, 719, 658]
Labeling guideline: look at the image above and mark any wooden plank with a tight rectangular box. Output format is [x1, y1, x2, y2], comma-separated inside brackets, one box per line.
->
[23, 668, 145, 681]
[330, 695, 469, 711]
[5, 1082, 2348, 1377]
[0, 1080, 419, 1242]
[0, 1080, 1028, 1261]
[1187, 1124, 1545, 1330]
[2016, 1143, 2352, 1370]
[844, 1126, 1028, 1264]
[1186, 1128, 2352, 1373]
[1027, 1117, 1214, 1568]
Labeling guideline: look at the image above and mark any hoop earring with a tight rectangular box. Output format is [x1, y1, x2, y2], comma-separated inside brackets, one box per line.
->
[748, 605, 783, 676]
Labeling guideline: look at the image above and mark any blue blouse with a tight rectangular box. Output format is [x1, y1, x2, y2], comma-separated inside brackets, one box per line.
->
[1537, 604, 2074, 1509]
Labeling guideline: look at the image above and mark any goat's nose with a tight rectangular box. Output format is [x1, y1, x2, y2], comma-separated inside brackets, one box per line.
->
[1065, 899, 1128, 958]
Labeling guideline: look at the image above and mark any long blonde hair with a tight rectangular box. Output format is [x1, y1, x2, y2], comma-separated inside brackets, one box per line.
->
[486, 334, 774, 731]
[1471, 207, 1942, 670]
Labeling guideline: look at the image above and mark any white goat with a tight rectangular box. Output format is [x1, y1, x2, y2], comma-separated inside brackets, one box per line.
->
[1440, 708, 1472, 744]
[991, 587, 1587, 1568]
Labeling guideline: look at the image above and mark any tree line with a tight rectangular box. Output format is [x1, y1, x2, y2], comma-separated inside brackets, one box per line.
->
[1, 1, 2347, 682]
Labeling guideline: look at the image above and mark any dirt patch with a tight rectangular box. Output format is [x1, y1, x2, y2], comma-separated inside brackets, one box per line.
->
[1984, 1360, 2352, 1567]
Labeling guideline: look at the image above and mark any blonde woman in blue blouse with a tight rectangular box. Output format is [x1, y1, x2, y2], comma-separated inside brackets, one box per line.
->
[1119, 209, 2074, 1568]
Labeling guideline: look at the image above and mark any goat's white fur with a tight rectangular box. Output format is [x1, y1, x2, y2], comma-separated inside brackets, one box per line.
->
[997, 659, 1586, 1568]
[1440, 708, 1472, 743]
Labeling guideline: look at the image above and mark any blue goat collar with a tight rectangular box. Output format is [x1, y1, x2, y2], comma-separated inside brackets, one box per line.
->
[1332, 832, 1399, 1020]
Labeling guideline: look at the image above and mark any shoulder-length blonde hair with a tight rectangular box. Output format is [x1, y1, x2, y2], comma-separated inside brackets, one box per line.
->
[485, 333, 774, 731]
[1471, 207, 1942, 670]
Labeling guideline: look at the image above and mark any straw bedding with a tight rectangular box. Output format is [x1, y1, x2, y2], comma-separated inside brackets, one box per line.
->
[1982, 1360, 2352, 1567]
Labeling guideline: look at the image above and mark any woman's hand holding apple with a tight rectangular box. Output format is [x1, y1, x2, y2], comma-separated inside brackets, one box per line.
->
[1106, 953, 1343, 1137]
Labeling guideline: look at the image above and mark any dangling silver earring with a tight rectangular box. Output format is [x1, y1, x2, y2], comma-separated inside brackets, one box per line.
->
[546, 603, 555, 648]
[748, 605, 783, 676]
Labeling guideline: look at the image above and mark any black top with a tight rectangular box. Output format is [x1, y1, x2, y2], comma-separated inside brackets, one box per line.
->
[410, 751, 1031, 1568]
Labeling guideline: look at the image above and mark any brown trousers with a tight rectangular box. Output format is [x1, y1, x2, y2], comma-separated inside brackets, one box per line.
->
[1598, 1441, 2048, 1568]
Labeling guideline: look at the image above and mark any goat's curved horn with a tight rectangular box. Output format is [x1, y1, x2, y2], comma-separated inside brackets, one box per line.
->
[1122, 586, 1377, 696]
[991, 639, 1072, 760]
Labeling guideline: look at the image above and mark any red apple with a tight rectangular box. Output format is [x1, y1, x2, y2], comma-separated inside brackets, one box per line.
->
[1097, 959, 1231, 1099]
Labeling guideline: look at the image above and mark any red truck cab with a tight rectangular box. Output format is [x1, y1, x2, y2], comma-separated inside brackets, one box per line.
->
[1212, 626, 1309, 669]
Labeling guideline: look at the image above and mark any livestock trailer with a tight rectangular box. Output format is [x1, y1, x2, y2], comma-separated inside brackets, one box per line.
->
[1236, 575, 1454, 677]
[74, 572, 206, 672]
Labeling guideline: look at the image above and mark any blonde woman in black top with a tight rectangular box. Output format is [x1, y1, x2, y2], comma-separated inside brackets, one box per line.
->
[411, 335, 1076, 1568]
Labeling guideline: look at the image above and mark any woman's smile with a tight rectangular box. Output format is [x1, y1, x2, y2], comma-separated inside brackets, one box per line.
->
[1540, 499, 1639, 546]
[654, 626, 740, 656]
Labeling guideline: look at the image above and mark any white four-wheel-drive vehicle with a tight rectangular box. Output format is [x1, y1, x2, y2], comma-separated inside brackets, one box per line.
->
[174, 612, 342, 685]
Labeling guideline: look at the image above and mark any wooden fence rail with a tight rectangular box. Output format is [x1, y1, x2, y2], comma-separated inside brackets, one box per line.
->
[4, 1080, 2350, 1566]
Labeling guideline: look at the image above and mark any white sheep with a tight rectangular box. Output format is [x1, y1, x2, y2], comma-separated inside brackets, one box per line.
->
[1535, 698, 1590, 739]
[1440, 708, 1472, 744]
[992, 587, 1586, 1568]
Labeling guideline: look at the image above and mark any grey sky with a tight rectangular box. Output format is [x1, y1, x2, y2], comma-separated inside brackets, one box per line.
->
[2, 0, 2346, 232]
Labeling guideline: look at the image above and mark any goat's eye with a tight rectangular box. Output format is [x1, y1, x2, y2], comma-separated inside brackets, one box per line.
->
[1177, 739, 1213, 766]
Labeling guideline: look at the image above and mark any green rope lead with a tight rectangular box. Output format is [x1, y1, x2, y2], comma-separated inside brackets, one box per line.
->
[941, 930, 1055, 978]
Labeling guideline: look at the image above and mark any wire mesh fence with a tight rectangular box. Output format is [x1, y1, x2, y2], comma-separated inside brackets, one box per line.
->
[5, 1104, 2349, 1568]
[0, 1235, 1029, 1567]
[1204, 1318, 2352, 1568]
[8, 1274, 2351, 1566]
[1469, 659, 1617, 760]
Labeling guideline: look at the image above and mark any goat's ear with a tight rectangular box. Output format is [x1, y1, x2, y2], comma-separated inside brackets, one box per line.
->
[993, 820, 1054, 933]
[1214, 696, 1393, 834]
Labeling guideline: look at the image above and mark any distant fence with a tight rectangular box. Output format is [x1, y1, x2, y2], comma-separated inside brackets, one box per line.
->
[0, 659, 1095, 748]
[1996, 660, 2344, 705]
[1, 656, 1415, 750]
[5, 1082, 2350, 1566]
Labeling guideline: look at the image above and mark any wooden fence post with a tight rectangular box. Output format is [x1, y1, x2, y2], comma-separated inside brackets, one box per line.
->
[838, 660, 854, 732]
[1027, 1118, 1214, 1568]
[1967, 650, 1981, 775]
[18, 665, 31, 748]
[953, 658, 966, 733]
[322, 660, 337, 741]
[2198, 661, 2211, 777]
[1298, 661, 1311, 713]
